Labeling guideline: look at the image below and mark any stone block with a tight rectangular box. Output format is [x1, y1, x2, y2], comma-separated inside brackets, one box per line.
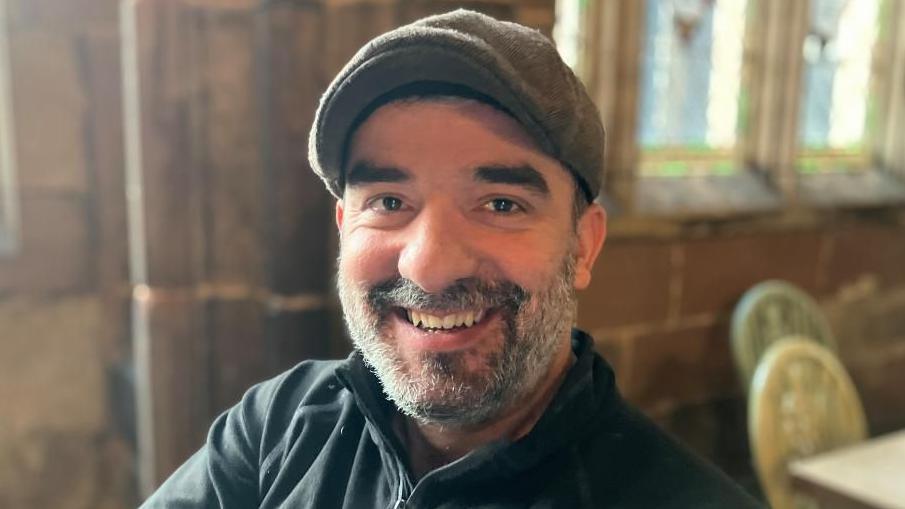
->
[624, 322, 739, 413]
[680, 233, 822, 317]
[135, 293, 212, 486]
[514, 4, 555, 35]
[823, 225, 905, 293]
[205, 166, 266, 286]
[9, 31, 88, 194]
[183, 0, 260, 10]
[128, 1, 207, 287]
[264, 6, 335, 295]
[208, 297, 267, 414]
[6, 0, 118, 35]
[138, 141, 206, 288]
[0, 195, 91, 293]
[266, 169, 335, 295]
[199, 13, 266, 285]
[0, 432, 100, 509]
[823, 287, 905, 361]
[577, 241, 672, 329]
[266, 5, 324, 130]
[846, 349, 905, 435]
[323, 2, 398, 79]
[80, 33, 129, 296]
[265, 307, 336, 369]
[201, 14, 257, 171]
[0, 296, 106, 439]
[0, 431, 136, 509]
[397, 1, 514, 24]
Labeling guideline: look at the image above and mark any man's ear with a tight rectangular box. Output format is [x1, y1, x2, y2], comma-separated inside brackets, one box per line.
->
[573, 203, 607, 290]
[335, 199, 345, 232]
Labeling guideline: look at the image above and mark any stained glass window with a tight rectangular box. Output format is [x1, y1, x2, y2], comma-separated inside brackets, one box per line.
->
[797, 0, 883, 173]
[0, 0, 18, 256]
[554, 0, 585, 70]
[638, 0, 750, 177]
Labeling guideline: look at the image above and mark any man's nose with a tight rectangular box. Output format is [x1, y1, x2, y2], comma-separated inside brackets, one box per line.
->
[397, 206, 480, 294]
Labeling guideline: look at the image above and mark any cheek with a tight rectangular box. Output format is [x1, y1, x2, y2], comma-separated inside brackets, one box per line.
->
[489, 243, 566, 290]
[339, 231, 400, 283]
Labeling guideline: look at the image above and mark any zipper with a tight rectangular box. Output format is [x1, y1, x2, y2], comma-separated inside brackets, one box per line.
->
[392, 470, 408, 509]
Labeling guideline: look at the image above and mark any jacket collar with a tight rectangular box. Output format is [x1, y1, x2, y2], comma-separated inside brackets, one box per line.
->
[334, 328, 618, 479]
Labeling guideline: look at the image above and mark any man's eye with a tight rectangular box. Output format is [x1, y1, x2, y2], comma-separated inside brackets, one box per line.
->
[483, 198, 523, 214]
[370, 196, 405, 212]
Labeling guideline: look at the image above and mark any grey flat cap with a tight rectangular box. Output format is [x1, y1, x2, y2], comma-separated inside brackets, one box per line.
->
[308, 9, 605, 202]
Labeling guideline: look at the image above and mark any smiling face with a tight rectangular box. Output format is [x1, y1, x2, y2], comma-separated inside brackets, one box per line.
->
[336, 98, 606, 426]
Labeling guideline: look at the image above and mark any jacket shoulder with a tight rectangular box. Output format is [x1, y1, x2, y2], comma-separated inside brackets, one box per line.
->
[244, 358, 348, 432]
[582, 398, 764, 508]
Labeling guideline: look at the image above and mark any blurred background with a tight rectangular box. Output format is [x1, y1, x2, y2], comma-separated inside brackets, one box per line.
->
[0, 0, 903, 507]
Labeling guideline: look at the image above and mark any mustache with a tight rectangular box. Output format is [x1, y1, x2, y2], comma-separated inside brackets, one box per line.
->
[366, 277, 529, 317]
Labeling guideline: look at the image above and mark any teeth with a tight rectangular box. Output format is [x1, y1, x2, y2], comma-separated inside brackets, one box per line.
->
[406, 309, 487, 330]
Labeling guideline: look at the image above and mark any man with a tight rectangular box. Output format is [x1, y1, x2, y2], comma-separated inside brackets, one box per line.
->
[143, 10, 762, 508]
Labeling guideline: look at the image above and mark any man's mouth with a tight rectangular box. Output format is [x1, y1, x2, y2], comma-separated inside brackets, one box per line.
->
[396, 307, 489, 332]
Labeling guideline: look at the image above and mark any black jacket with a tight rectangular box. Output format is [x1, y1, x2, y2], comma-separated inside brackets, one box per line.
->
[142, 330, 763, 508]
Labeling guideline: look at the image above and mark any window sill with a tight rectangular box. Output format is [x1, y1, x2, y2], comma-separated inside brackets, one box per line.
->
[632, 172, 783, 218]
[798, 169, 905, 208]
[603, 170, 905, 240]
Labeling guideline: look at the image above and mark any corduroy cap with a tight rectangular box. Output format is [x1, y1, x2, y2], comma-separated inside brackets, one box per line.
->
[308, 9, 605, 202]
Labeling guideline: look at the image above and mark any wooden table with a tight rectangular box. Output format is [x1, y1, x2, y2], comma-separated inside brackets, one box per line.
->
[789, 429, 905, 509]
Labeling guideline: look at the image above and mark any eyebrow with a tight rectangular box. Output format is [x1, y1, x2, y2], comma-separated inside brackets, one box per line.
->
[346, 162, 411, 187]
[474, 165, 550, 196]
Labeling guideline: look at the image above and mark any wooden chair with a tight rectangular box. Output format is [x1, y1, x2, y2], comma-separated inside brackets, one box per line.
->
[731, 280, 835, 391]
[748, 338, 867, 509]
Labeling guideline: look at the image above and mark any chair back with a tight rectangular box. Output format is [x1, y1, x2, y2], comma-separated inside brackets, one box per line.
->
[732, 280, 834, 390]
[748, 338, 867, 509]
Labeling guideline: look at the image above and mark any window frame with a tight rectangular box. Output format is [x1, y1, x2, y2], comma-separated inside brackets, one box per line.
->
[575, 0, 905, 221]
[0, 0, 20, 257]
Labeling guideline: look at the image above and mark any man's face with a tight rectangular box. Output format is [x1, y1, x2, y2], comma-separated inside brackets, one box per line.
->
[335, 99, 604, 426]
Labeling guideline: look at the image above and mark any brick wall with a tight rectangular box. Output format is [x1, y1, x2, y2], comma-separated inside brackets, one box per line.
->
[0, 0, 135, 508]
[577, 216, 905, 489]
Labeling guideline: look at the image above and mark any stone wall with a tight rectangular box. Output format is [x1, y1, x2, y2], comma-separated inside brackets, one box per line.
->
[578, 215, 905, 490]
[0, 0, 135, 507]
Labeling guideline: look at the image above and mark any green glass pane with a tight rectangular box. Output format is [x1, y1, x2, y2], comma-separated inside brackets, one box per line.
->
[712, 162, 736, 175]
[660, 161, 691, 177]
[798, 159, 821, 174]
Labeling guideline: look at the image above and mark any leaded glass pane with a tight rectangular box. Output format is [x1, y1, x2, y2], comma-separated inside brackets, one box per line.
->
[554, 0, 585, 70]
[797, 0, 882, 172]
[638, 0, 749, 177]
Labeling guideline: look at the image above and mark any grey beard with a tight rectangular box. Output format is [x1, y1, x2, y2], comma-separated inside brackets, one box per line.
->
[336, 253, 578, 427]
